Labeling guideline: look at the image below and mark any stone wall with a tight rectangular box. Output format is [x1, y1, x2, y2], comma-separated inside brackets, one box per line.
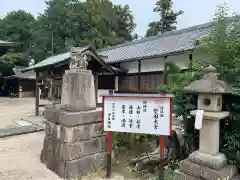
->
[41, 105, 106, 179]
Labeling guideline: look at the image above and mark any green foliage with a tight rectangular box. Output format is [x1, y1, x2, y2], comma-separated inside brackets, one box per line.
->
[194, 3, 240, 170]
[113, 132, 152, 150]
[0, 52, 25, 65]
[157, 62, 196, 119]
[146, 0, 183, 37]
[0, 10, 36, 54]
[0, 0, 136, 63]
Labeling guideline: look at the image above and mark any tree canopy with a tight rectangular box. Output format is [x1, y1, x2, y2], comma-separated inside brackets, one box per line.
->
[0, 0, 136, 66]
[145, 0, 183, 37]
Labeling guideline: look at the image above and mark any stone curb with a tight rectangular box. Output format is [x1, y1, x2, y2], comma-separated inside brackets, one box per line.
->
[0, 125, 44, 138]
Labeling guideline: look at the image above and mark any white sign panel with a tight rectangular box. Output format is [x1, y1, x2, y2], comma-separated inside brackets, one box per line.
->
[103, 95, 172, 136]
[98, 89, 114, 103]
[195, 110, 204, 130]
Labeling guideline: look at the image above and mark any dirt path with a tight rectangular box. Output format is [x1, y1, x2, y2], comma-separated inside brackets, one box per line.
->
[0, 132, 154, 180]
[0, 98, 50, 129]
[0, 131, 62, 180]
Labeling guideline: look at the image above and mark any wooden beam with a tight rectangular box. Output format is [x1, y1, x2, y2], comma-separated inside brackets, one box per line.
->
[163, 56, 168, 84]
[114, 75, 119, 91]
[94, 74, 98, 105]
[138, 60, 141, 92]
[35, 71, 40, 116]
[189, 53, 193, 70]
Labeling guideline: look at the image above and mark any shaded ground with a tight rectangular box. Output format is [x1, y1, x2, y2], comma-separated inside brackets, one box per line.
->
[0, 131, 173, 180]
[0, 97, 50, 129]
[0, 97, 174, 179]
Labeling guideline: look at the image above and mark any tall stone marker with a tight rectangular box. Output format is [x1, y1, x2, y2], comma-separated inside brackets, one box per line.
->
[174, 65, 240, 180]
[41, 47, 106, 179]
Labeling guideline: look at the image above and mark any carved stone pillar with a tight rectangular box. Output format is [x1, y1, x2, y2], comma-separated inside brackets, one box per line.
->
[41, 47, 106, 179]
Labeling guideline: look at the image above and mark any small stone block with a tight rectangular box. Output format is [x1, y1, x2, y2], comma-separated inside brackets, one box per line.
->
[62, 152, 106, 179]
[180, 159, 237, 180]
[202, 165, 237, 180]
[45, 121, 53, 136]
[60, 122, 105, 143]
[232, 175, 240, 180]
[189, 151, 227, 170]
[179, 159, 201, 178]
[44, 108, 59, 122]
[58, 108, 101, 127]
[45, 121, 61, 139]
[174, 170, 201, 180]
[59, 136, 106, 161]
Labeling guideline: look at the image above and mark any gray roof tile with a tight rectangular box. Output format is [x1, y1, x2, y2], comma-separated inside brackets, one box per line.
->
[98, 16, 240, 63]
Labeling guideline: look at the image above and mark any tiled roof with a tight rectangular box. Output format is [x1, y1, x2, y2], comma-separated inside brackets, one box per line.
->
[4, 66, 36, 80]
[22, 45, 125, 73]
[98, 16, 240, 63]
[0, 40, 15, 46]
[13, 66, 36, 80]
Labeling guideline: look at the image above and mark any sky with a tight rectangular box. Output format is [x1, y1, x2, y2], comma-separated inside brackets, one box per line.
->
[0, 0, 240, 36]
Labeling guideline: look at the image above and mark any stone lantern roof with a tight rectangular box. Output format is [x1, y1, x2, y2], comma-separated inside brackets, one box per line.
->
[184, 65, 232, 94]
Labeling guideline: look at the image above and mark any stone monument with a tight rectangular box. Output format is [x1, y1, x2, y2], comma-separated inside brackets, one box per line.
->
[41, 47, 106, 179]
[174, 65, 240, 180]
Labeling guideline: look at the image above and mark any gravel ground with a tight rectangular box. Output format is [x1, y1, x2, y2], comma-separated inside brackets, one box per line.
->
[0, 131, 146, 180]
[0, 98, 50, 129]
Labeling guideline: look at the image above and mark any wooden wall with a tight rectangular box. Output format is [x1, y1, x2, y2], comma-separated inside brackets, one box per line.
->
[118, 72, 164, 92]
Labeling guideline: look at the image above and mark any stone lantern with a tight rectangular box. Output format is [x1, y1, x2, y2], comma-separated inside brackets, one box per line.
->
[174, 65, 240, 180]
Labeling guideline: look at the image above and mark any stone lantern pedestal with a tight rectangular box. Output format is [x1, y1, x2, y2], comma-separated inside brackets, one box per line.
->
[40, 47, 106, 179]
[174, 65, 240, 180]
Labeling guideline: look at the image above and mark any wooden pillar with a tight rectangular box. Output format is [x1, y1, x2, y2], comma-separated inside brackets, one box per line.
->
[114, 75, 119, 91]
[35, 71, 40, 116]
[138, 60, 141, 92]
[163, 56, 168, 84]
[189, 53, 193, 70]
[94, 74, 98, 105]
[49, 79, 53, 99]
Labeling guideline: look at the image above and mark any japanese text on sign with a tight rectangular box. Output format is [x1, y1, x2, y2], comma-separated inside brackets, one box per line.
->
[103, 95, 172, 136]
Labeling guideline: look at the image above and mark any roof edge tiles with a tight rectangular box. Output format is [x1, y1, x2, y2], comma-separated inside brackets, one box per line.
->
[98, 15, 240, 52]
[98, 15, 240, 63]
[22, 45, 124, 74]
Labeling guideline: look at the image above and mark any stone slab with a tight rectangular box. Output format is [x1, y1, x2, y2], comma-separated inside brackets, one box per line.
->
[45, 121, 106, 142]
[174, 170, 201, 180]
[14, 120, 32, 126]
[190, 110, 229, 121]
[45, 121, 61, 139]
[41, 135, 106, 161]
[0, 125, 44, 138]
[44, 108, 60, 122]
[199, 118, 220, 155]
[60, 71, 96, 112]
[59, 136, 106, 161]
[180, 158, 237, 180]
[64, 152, 106, 179]
[60, 122, 106, 142]
[232, 175, 240, 180]
[189, 150, 227, 170]
[58, 108, 102, 127]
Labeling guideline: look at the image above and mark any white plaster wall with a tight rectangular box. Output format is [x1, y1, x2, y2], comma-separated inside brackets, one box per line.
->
[119, 52, 196, 73]
[120, 61, 139, 73]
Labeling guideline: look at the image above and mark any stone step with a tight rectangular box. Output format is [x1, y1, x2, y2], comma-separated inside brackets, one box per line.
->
[179, 158, 237, 180]
[174, 170, 201, 180]
[232, 175, 240, 180]
[41, 135, 106, 161]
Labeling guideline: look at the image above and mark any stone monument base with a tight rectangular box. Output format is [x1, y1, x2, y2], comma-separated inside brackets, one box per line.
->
[174, 151, 240, 180]
[41, 107, 106, 179]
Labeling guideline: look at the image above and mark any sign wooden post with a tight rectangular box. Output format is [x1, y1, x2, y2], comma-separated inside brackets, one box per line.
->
[102, 91, 173, 179]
